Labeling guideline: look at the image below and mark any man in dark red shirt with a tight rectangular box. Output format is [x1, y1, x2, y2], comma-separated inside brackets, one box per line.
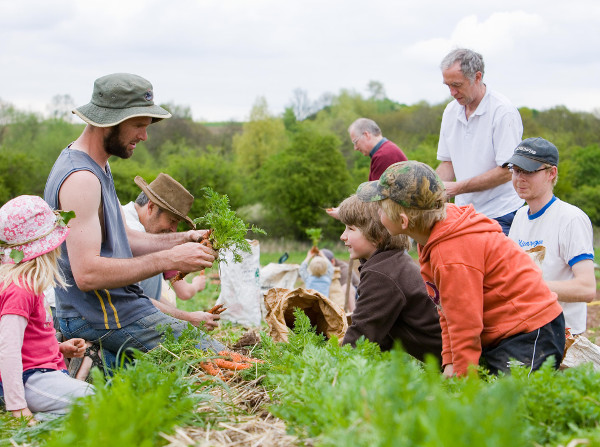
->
[326, 118, 408, 221]
[349, 118, 407, 181]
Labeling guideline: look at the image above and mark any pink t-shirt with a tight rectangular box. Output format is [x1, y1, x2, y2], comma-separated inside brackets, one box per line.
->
[0, 282, 65, 381]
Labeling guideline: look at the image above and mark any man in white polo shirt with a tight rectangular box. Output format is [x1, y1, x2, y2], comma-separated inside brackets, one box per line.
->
[505, 137, 596, 334]
[436, 48, 524, 234]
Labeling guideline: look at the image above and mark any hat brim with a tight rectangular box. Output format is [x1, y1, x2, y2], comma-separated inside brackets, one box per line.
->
[134, 176, 195, 229]
[73, 103, 172, 128]
[1, 225, 70, 264]
[356, 180, 388, 202]
[502, 154, 544, 171]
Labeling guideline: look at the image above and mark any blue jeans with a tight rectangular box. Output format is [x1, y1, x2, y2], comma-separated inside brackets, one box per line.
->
[493, 209, 518, 236]
[59, 311, 226, 360]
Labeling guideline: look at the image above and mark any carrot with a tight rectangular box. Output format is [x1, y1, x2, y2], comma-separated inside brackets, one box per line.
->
[219, 350, 265, 364]
[215, 359, 252, 371]
[170, 232, 212, 284]
[200, 361, 224, 378]
[208, 304, 227, 314]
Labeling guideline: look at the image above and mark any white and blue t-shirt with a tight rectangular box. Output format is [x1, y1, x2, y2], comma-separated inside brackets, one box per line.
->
[509, 196, 594, 334]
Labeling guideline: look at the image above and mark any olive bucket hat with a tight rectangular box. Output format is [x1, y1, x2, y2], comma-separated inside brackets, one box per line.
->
[134, 174, 195, 228]
[73, 73, 172, 127]
[356, 161, 446, 210]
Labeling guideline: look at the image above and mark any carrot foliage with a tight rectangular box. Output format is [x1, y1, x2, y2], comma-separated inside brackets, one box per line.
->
[193, 187, 265, 263]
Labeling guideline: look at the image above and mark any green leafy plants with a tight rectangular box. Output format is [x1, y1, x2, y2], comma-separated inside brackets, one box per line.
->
[305, 228, 322, 248]
[41, 358, 203, 447]
[194, 187, 265, 263]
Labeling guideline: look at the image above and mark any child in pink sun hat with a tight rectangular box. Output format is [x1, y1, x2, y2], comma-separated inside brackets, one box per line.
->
[0, 196, 94, 421]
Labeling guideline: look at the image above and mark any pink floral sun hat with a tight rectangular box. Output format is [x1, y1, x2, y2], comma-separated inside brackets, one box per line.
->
[0, 195, 71, 264]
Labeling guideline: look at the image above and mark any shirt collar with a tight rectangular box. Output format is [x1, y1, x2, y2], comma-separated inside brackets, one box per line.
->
[528, 195, 557, 220]
[369, 137, 387, 158]
[456, 85, 489, 123]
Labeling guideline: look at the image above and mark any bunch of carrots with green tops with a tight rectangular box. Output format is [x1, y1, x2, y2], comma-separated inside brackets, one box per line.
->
[172, 187, 265, 283]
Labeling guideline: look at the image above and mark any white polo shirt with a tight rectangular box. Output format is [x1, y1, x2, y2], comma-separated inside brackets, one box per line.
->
[438, 87, 524, 218]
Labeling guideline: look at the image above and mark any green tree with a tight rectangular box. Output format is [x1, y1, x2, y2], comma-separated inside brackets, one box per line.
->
[258, 124, 352, 238]
[232, 97, 288, 200]
[0, 151, 46, 205]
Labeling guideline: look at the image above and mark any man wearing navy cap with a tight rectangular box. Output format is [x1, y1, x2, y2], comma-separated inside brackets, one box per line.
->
[505, 137, 596, 334]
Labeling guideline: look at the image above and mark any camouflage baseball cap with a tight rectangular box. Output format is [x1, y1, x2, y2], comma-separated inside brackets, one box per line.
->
[356, 161, 446, 210]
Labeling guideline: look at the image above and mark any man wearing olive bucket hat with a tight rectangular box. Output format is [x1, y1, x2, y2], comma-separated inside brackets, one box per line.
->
[121, 173, 218, 330]
[44, 73, 226, 363]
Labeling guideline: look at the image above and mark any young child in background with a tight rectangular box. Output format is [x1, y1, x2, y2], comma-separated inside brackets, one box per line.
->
[299, 248, 334, 298]
[357, 161, 565, 377]
[0, 196, 94, 420]
[338, 195, 442, 361]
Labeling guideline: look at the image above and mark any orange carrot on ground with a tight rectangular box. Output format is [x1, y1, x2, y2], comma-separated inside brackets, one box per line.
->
[215, 359, 252, 371]
[219, 350, 265, 364]
[200, 361, 224, 378]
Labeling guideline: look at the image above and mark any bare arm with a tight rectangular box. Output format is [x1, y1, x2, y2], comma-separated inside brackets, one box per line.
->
[172, 273, 206, 300]
[149, 298, 219, 330]
[546, 260, 596, 303]
[442, 166, 511, 198]
[122, 207, 209, 256]
[436, 161, 455, 182]
[59, 171, 216, 291]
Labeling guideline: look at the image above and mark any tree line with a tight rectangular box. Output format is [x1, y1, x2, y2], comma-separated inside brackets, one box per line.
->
[1, 88, 599, 242]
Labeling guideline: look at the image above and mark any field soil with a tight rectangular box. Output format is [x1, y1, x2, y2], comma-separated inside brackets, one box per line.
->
[582, 291, 600, 342]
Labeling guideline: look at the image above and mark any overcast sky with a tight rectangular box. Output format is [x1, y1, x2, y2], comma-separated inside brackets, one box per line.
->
[1, 0, 599, 122]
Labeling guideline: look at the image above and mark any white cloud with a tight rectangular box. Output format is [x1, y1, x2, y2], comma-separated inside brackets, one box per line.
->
[0, 0, 599, 121]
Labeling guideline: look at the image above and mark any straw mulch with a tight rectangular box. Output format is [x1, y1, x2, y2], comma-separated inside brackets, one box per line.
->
[160, 374, 312, 447]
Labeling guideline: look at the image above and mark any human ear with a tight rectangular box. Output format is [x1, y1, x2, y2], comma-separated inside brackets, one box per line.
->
[399, 213, 410, 230]
[147, 201, 158, 216]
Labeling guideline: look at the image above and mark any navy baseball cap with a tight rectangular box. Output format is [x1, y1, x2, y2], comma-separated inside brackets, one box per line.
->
[503, 137, 559, 171]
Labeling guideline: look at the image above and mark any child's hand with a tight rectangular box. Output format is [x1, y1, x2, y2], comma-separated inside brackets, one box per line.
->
[442, 364, 454, 378]
[59, 338, 87, 358]
[12, 407, 35, 423]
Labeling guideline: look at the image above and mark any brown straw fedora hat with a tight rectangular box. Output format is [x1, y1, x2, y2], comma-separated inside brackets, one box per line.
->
[134, 174, 195, 228]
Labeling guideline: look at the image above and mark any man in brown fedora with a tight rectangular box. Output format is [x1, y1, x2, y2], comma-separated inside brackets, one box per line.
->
[122, 173, 219, 330]
[44, 73, 226, 366]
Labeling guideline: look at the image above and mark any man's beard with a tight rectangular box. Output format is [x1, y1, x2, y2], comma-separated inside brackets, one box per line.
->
[104, 125, 133, 159]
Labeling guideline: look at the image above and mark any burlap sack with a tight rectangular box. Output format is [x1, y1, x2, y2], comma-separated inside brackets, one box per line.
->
[264, 287, 348, 343]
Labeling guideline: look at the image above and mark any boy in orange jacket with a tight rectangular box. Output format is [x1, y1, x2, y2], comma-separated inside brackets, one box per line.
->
[357, 160, 565, 377]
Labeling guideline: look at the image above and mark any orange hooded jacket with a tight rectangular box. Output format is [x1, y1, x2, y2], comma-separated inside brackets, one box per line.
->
[418, 204, 563, 376]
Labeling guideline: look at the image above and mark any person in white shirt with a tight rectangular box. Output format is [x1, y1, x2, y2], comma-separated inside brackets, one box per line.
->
[505, 137, 596, 334]
[122, 173, 219, 330]
[437, 48, 524, 234]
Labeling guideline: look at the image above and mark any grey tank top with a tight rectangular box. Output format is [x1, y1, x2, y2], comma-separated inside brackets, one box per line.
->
[44, 147, 157, 329]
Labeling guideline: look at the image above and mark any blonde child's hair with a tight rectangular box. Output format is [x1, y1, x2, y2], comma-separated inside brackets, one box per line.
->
[0, 247, 67, 295]
[380, 198, 447, 234]
[338, 195, 410, 251]
[308, 255, 329, 277]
